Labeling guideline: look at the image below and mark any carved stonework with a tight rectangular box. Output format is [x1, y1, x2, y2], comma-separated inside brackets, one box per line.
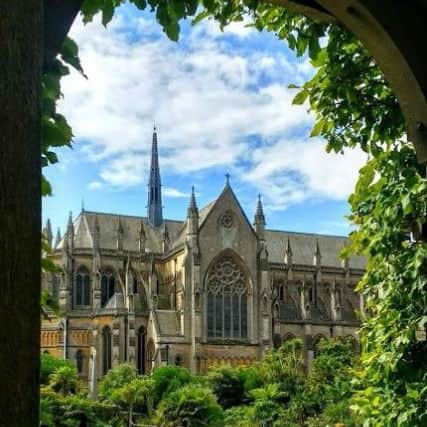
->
[219, 210, 234, 229]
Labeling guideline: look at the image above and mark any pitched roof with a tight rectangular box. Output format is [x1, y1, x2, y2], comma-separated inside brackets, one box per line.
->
[265, 229, 365, 269]
[55, 211, 184, 253]
[155, 310, 181, 336]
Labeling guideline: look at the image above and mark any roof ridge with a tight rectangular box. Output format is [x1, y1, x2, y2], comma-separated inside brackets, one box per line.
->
[265, 228, 349, 239]
[82, 210, 184, 223]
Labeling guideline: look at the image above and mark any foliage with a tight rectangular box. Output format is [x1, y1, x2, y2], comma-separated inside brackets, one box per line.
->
[223, 405, 253, 427]
[47, 365, 82, 396]
[261, 338, 306, 401]
[151, 365, 193, 403]
[40, 389, 114, 427]
[207, 364, 245, 408]
[156, 384, 224, 427]
[43, 0, 427, 425]
[41, 353, 74, 386]
[109, 376, 155, 423]
[98, 363, 138, 401]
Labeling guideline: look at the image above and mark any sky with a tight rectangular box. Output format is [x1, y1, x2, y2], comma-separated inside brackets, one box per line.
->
[42, 4, 366, 237]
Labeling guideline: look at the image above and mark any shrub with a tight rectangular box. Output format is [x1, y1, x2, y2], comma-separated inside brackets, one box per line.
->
[151, 365, 193, 403]
[224, 405, 253, 427]
[98, 363, 138, 401]
[156, 384, 223, 427]
[48, 366, 81, 396]
[40, 353, 74, 386]
[207, 365, 245, 408]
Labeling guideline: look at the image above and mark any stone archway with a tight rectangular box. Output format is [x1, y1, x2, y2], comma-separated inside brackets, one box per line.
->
[3, 2, 427, 425]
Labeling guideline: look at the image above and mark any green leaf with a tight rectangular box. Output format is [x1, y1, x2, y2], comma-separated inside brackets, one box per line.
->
[310, 119, 325, 137]
[292, 89, 309, 105]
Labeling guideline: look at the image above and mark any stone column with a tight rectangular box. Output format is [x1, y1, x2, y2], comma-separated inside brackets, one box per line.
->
[112, 318, 121, 366]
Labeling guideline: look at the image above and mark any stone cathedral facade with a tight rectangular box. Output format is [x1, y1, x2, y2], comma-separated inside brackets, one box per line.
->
[41, 128, 365, 394]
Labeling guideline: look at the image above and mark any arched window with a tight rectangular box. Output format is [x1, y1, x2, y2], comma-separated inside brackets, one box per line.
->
[102, 326, 112, 375]
[52, 274, 60, 301]
[101, 271, 115, 307]
[146, 339, 155, 374]
[74, 268, 91, 308]
[137, 326, 146, 375]
[206, 254, 248, 340]
[76, 349, 83, 374]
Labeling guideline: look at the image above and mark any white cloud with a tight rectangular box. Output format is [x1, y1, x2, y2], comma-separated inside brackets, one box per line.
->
[163, 187, 190, 198]
[243, 138, 367, 210]
[59, 9, 363, 211]
[88, 181, 104, 190]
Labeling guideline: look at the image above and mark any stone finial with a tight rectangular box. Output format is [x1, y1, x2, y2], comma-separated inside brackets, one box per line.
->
[163, 223, 170, 253]
[66, 211, 74, 236]
[314, 239, 321, 266]
[188, 186, 198, 213]
[43, 219, 53, 248]
[93, 215, 100, 249]
[139, 220, 146, 253]
[187, 186, 199, 237]
[117, 217, 124, 250]
[285, 236, 292, 265]
[54, 227, 61, 248]
[254, 194, 266, 240]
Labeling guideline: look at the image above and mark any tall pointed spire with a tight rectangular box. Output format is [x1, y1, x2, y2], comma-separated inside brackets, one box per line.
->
[188, 186, 198, 213]
[187, 186, 199, 237]
[254, 194, 266, 240]
[43, 219, 53, 248]
[147, 125, 163, 227]
[54, 227, 61, 248]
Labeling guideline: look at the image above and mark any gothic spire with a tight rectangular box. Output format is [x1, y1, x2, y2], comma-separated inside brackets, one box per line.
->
[254, 194, 266, 226]
[285, 236, 292, 265]
[188, 186, 198, 214]
[254, 194, 266, 241]
[147, 125, 163, 227]
[66, 211, 74, 236]
[314, 239, 321, 266]
[43, 219, 53, 248]
[54, 227, 61, 248]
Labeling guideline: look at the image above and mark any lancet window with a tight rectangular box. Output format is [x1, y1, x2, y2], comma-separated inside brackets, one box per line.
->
[102, 326, 112, 375]
[101, 271, 115, 307]
[206, 254, 248, 340]
[74, 268, 91, 308]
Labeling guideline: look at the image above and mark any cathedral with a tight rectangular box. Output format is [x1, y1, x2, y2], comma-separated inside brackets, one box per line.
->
[41, 127, 365, 394]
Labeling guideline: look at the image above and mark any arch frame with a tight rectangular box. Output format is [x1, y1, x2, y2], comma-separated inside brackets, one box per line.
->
[202, 249, 254, 343]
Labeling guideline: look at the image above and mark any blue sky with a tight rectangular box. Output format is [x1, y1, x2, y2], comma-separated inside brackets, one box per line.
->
[43, 4, 366, 237]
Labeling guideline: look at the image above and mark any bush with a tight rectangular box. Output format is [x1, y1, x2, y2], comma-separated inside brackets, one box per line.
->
[207, 365, 245, 408]
[224, 405, 253, 427]
[41, 353, 74, 386]
[151, 365, 193, 403]
[156, 384, 223, 427]
[48, 366, 81, 396]
[98, 364, 138, 401]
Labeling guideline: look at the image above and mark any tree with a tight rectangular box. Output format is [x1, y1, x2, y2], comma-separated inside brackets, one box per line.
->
[156, 384, 224, 427]
[40, 353, 74, 386]
[47, 365, 81, 396]
[207, 365, 245, 409]
[98, 364, 138, 401]
[150, 365, 193, 405]
[110, 377, 155, 426]
[0, 2, 43, 426]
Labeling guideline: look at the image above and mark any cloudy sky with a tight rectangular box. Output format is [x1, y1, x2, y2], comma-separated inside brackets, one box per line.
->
[42, 4, 366, 237]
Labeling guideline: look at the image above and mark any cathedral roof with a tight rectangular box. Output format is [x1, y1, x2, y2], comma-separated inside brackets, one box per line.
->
[265, 229, 365, 269]
[55, 211, 184, 253]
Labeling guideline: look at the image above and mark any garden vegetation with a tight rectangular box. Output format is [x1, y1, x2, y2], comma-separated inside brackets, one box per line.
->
[40, 337, 358, 427]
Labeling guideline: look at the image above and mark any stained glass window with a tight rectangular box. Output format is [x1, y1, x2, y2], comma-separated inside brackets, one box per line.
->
[206, 254, 248, 340]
